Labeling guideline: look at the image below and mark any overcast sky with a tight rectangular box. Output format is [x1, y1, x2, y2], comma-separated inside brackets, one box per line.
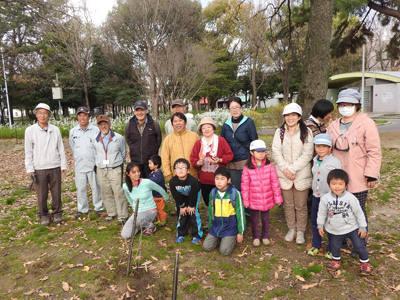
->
[71, 0, 211, 25]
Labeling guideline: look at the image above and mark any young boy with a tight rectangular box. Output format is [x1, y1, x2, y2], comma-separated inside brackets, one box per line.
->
[148, 155, 168, 226]
[169, 158, 203, 244]
[308, 134, 342, 258]
[203, 167, 246, 256]
[317, 169, 371, 276]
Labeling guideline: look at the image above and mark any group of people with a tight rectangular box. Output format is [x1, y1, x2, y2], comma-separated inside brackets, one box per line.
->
[24, 89, 381, 275]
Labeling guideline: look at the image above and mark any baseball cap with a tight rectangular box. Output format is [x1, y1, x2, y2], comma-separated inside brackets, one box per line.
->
[171, 99, 185, 107]
[97, 115, 110, 124]
[134, 101, 148, 110]
[313, 133, 332, 146]
[77, 106, 89, 114]
[250, 140, 268, 151]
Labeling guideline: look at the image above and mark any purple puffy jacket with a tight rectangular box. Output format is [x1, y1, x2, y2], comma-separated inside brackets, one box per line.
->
[241, 156, 283, 211]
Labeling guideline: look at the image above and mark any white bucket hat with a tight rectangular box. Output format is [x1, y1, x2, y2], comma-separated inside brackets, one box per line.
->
[282, 103, 302, 116]
[33, 103, 52, 116]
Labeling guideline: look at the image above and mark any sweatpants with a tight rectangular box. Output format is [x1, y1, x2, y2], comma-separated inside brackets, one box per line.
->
[121, 209, 157, 239]
[203, 234, 237, 255]
[154, 197, 167, 221]
[329, 229, 369, 263]
[176, 191, 203, 238]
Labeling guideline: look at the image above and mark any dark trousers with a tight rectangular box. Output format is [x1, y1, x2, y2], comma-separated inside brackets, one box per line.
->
[250, 209, 270, 239]
[329, 229, 369, 263]
[229, 169, 243, 191]
[201, 183, 215, 207]
[35, 167, 63, 221]
[176, 191, 203, 238]
[136, 163, 151, 179]
[311, 196, 331, 251]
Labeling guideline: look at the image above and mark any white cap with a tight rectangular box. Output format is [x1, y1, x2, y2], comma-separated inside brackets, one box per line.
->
[250, 139, 268, 151]
[282, 103, 302, 116]
[33, 103, 51, 116]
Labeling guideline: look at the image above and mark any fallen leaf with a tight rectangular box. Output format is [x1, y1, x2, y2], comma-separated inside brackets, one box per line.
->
[164, 227, 171, 231]
[237, 245, 248, 257]
[296, 275, 306, 282]
[150, 255, 159, 261]
[162, 266, 168, 271]
[267, 286, 274, 291]
[23, 290, 35, 296]
[84, 250, 93, 254]
[98, 247, 104, 251]
[127, 284, 136, 292]
[38, 276, 48, 281]
[38, 292, 51, 297]
[82, 266, 90, 272]
[157, 239, 167, 247]
[98, 226, 107, 230]
[79, 283, 87, 287]
[146, 284, 155, 290]
[62, 282, 70, 291]
[217, 297, 222, 300]
[147, 296, 155, 300]
[274, 272, 278, 280]
[395, 284, 400, 291]
[302, 282, 319, 290]
[388, 253, 398, 261]
[142, 261, 152, 266]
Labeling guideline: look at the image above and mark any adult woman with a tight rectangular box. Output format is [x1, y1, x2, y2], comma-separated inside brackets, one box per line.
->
[272, 103, 314, 244]
[304, 99, 334, 136]
[221, 97, 258, 192]
[327, 89, 381, 253]
[190, 117, 234, 207]
[161, 112, 200, 182]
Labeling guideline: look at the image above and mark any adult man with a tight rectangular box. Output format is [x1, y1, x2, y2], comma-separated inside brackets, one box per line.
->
[25, 103, 67, 226]
[164, 99, 197, 135]
[94, 115, 128, 224]
[69, 107, 104, 219]
[125, 101, 162, 178]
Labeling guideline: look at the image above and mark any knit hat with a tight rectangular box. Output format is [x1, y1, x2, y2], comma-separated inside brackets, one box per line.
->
[313, 133, 332, 147]
[336, 89, 361, 104]
[282, 103, 302, 116]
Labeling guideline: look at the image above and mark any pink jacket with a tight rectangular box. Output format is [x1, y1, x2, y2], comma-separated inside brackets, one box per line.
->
[241, 156, 283, 211]
[327, 113, 381, 193]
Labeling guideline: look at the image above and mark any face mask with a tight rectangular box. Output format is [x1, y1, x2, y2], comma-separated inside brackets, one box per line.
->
[338, 106, 355, 117]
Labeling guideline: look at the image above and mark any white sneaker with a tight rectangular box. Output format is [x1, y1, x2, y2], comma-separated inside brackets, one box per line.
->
[262, 239, 270, 245]
[296, 231, 305, 244]
[253, 239, 261, 247]
[285, 229, 296, 242]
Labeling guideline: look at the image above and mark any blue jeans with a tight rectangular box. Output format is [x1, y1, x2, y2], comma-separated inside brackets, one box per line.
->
[329, 229, 369, 262]
[311, 196, 331, 251]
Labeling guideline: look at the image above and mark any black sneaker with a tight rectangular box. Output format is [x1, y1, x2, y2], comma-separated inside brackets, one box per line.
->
[41, 220, 50, 226]
[75, 212, 84, 219]
[54, 217, 63, 224]
[96, 210, 104, 217]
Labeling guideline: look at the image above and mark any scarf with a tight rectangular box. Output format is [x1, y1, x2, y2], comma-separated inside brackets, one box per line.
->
[199, 134, 219, 159]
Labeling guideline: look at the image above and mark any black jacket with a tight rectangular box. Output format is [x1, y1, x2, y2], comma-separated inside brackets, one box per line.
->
[125, 114, 162, 164]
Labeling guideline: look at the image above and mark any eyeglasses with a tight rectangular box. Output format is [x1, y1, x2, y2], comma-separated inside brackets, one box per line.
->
[174, 167, 187, 171]
[334, 135, 349, 152]
[229, 106, 242, 111]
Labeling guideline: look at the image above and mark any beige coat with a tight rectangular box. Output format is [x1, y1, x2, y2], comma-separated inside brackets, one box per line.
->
[272, 124, 314, 191]
[327, 113, 381, 193]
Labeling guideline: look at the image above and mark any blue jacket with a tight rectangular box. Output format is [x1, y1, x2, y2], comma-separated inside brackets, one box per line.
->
[208, 184, 246, 238]
[148, 169, 167, 198]
[221, 116, 258, 162]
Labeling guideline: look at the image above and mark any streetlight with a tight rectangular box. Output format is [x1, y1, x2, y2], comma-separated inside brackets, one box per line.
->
[0, 47, 12, 128]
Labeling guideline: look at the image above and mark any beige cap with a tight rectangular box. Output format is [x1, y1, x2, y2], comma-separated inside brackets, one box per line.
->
[197, 117, 218, 133]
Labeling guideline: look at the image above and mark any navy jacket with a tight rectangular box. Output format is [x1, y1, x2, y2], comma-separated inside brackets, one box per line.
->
[220, 116, 258, 162]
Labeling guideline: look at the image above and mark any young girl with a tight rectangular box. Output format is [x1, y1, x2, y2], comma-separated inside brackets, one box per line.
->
[241, 140, 283, 247]
[272, 103, 314, 244]
[121, 162, 169, 240]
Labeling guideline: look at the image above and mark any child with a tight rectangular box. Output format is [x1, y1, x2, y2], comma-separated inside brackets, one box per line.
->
[148, 155, 168, 226]
[308, 134, 342, 258]
[203, 167, 246, 255]
[317, 169, 371, 276]
[272, 103, 314, 244]
[169, 158, 203, 244]
[121, 162, 169, 239]
[241, 140, 283, 247]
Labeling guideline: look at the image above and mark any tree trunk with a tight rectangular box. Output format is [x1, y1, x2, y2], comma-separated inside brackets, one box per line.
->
[297, 0, 335, 115]
[251, 55, 258, 108]
[83, 79, 90, 111]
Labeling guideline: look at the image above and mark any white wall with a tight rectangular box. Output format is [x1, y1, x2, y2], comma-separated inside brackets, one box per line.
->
[371, 83, 400, 114]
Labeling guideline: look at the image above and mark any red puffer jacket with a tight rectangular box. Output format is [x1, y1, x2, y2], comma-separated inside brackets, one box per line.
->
[241, 156, 283, 211]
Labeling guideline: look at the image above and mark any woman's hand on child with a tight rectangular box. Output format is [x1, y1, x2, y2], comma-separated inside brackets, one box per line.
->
[187, 207, 195, 215]
[358, 231, 367, 239]
[318, 228, 324, 237]
[211, 157, 221, 164]
[236, 234, 243, 245]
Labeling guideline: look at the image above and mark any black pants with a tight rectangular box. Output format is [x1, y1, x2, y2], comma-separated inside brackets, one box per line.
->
[201, 183, 215, 207]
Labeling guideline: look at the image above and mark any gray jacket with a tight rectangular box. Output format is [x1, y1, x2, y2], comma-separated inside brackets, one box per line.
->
[317, 190, 367, 235]
[69, 123, 99, 172]
[94, 130, 126, 169]
[312, 154, 342, 197]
